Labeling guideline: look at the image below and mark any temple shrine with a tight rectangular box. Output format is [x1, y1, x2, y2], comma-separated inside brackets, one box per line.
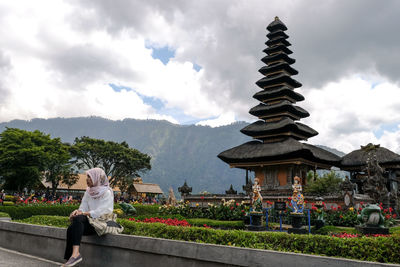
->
[218, 17, 341, 201]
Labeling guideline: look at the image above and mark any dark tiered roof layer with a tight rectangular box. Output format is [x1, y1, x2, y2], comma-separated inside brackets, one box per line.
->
[258, 62, 298, 76]
[267, 17, 288, 32]
[217, 138, 340, 166]
[256, 74, 302, 89]
[249, 101, 309, 120]
[266, 37, 291, 47]
[253, 87, 304, 103]
[263, 45, 292, 55]
[240, 118, 318, 140]
[261, 53, 295, 65]
[341, 147, 400, 168]
[267, 30, 289, 40]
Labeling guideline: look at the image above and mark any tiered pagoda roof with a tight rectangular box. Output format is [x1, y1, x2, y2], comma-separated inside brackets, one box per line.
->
[218, 17, 340, 168]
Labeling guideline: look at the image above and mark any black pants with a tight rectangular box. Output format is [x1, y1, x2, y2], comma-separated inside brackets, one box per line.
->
[64, 215, 96, 260]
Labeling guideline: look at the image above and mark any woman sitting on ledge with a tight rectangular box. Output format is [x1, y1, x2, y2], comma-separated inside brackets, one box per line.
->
[63, 168, 114, 267]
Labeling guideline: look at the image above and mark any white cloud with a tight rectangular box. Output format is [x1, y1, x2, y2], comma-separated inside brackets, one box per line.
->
[300, 76, 400, 153]
[0, 0, 400, 154]
[196, 112, 236, 127]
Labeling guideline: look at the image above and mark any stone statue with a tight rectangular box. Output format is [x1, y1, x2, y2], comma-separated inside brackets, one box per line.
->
[357, 204, 385, 228]
[251, 178, 263, 212]
[362, 145, 390, 206]
[119, 202, 137, 216]
[167, 187, 177, 206]
[290, 176, 304, 214]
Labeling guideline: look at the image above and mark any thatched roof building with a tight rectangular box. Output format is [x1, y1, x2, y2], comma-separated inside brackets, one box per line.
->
[341, 146, 400, 170]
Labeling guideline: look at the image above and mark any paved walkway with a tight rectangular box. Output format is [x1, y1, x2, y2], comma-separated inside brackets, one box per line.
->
[0, 246, 62, 267]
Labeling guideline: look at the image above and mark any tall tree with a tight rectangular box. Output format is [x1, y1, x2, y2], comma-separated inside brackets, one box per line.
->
[0, 128, 47, 191]
[0, 128, 78, 192]
[71, 136, 151, 186]
[43, 138, 79, 195]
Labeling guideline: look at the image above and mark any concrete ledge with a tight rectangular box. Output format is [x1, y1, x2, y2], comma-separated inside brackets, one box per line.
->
[0, 220, 399, 267]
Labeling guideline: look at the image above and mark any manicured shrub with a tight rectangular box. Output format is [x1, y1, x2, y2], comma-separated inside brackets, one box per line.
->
[0, 212, 10, 217]
[185, 218, 244, 229]
[131, 204, 160, 215]
[0, 204, 79, 219]
[2, 201, 15, 206]
[4, 195, 16, 202]
[17, 215, 400, 264]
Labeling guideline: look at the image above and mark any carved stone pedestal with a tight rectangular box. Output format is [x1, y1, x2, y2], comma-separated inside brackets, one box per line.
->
[288, 213, 307, 234]
[246, 212, 264, 231]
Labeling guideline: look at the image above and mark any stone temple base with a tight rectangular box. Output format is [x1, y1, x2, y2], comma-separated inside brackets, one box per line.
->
[288, 228, 308, 234]
[355, 226, 389, 235]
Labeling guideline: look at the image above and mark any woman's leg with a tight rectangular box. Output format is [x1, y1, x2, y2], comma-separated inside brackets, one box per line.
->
[64, 225, 74, 260]
[64, 215, 96, 260]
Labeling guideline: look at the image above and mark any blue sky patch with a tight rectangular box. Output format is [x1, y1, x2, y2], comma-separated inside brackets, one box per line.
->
[193, 63, 202, 72]
[109, 83, 210, 124]
[373, 122, 399, 138]
[146, 44, 175, 65]
[109, 83, 132, 92]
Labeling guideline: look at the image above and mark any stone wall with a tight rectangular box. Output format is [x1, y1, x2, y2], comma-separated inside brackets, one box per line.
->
[0, 220, 396, 267]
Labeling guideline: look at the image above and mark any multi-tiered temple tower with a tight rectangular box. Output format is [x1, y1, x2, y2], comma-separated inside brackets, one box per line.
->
[218, 17, 340, 198]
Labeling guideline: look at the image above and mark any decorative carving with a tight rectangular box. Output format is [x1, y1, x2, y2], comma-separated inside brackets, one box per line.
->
[290, 176, 304, 214]
[251, 178, 263, 212]
[361, 144, 390, 206]
[167, 187, 177, 206]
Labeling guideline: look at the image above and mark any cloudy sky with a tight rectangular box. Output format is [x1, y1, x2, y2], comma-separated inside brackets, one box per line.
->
[0, 0, 400, 153]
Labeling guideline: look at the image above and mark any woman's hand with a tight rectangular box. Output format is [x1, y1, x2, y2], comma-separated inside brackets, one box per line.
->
[69, 209, 82, 220]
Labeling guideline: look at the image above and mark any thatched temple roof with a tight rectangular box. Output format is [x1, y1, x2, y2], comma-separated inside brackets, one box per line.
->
[240, 118, 318, 140]
[341, 146, 400, 169]
[218, 137, 341, 167]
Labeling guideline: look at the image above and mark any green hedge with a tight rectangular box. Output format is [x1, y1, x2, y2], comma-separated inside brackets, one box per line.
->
[17, 215, 400, 264]
[4, 195, 16, 202]
[2, 201, 15, 206]
[312, 225, 359, 235]
[131, 204, 160, 215]
[0, 212, 10, 218]
[0, 204, 159, 219]
[0, 205, 79, 219]
[186, 218, 244, 229]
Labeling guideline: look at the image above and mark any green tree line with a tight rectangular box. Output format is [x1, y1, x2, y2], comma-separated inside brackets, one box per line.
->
[0, 128, 151, 193]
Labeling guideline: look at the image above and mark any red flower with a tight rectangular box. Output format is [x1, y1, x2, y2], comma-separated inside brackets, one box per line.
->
[200, 196, 204, 200]
[385, 214, 391, 220]
[393, 214, 397, 219]
[311, 206, 317, 211]
[230, 206, 234, 210]
[236, 203, 239, 206]
[339, 215, 343, 219]
[288, 197, 292, 200]
[337, 205, 342, 210]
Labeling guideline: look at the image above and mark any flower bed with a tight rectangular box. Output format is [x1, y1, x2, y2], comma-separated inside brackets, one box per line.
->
[15, 215, 400, 264]
[159, 199, 248, 220]
[128, 217, 191, 227]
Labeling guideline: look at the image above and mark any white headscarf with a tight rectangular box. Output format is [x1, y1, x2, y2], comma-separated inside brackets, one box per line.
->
[86, 168, 112, 199]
